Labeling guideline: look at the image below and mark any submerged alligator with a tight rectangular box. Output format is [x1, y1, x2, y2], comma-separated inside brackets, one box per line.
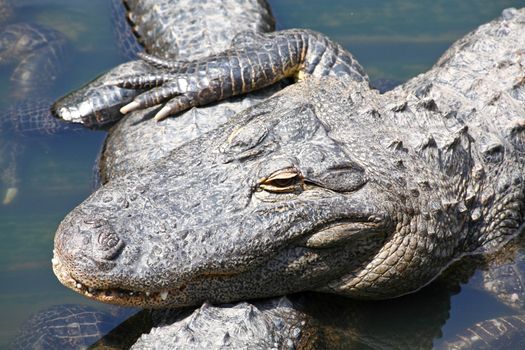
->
[0, 0, 73, 204]
[44, 2, 525, 349]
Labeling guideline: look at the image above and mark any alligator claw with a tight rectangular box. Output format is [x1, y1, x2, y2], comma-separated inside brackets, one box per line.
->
[153, 95, 194, 121]
[120, 83, 185, 115]
[119, 101, 141, 114]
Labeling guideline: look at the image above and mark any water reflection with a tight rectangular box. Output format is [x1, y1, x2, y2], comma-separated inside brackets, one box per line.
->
[1, 0, 522, 348]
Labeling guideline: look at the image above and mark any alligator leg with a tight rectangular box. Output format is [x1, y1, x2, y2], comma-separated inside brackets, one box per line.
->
[109, 29, 368, 120]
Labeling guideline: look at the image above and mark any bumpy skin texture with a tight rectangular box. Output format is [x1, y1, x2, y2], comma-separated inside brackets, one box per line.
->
[132, 298, 306, 350]
[53, 9, 525, 309]
[108, 29, 366, 121]
[124, 0, 274, 60]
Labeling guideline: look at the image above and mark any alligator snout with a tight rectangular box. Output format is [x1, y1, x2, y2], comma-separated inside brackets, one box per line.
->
[55, 214, 124, 273]
[75, 217, 125, 262]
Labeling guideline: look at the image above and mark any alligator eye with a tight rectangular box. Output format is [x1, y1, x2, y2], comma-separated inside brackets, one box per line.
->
[259, 168, 303, 193]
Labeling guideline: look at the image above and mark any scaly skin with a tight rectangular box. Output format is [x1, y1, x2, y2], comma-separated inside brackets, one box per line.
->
[122, 0, 274, 60]
[131, 298, 309, 350]
[98, 27, 365, 181]
[83, 0, 281, 183]
[53, 9, 525, 309]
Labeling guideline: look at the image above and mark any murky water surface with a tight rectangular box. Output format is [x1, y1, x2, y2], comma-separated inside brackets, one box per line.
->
[0, 0, 521, 348]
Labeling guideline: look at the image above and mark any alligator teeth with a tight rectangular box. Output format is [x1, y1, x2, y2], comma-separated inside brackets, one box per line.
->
[51, 257, 59, 266]
[160, 290, 169, 301]
[76, 283, 82, 289]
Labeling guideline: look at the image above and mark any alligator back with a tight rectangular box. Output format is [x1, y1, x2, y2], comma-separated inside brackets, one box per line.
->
[123, 0, 274, 59]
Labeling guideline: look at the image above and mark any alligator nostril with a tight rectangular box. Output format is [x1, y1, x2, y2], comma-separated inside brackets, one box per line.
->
[95, 228, 124, 260]
[98, 230, 119, 250]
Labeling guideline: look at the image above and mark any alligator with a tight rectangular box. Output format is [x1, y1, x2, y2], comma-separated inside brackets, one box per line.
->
[45, 1, 525, 348]
[52, 1, 397, 184]
[127, 289, 452, 349]
[7, 304, 134, 350]
[0, 0, 81, 204]
[52, 3, 525, 311]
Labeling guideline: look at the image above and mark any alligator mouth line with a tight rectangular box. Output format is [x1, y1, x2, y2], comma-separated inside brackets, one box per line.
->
[52, 252, 244, 307]
[52, 251, 187, 307]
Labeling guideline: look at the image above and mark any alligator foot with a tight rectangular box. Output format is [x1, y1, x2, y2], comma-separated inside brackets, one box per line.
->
[107, 29, 367, 121]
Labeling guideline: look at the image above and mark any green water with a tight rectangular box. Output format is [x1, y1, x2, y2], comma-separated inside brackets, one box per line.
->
[0, 0, 522, 348]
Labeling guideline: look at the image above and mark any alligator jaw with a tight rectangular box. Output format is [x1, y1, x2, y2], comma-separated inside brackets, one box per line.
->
[52, 250, 190, 307]
[51, 214, 387, 308]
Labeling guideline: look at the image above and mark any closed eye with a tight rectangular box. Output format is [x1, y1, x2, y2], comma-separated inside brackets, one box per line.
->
[259, 168, 303, 193]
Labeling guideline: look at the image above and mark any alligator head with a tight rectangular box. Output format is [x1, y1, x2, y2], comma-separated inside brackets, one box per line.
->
[52, 75, 523, 308]
[53, 8, 525, 308]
